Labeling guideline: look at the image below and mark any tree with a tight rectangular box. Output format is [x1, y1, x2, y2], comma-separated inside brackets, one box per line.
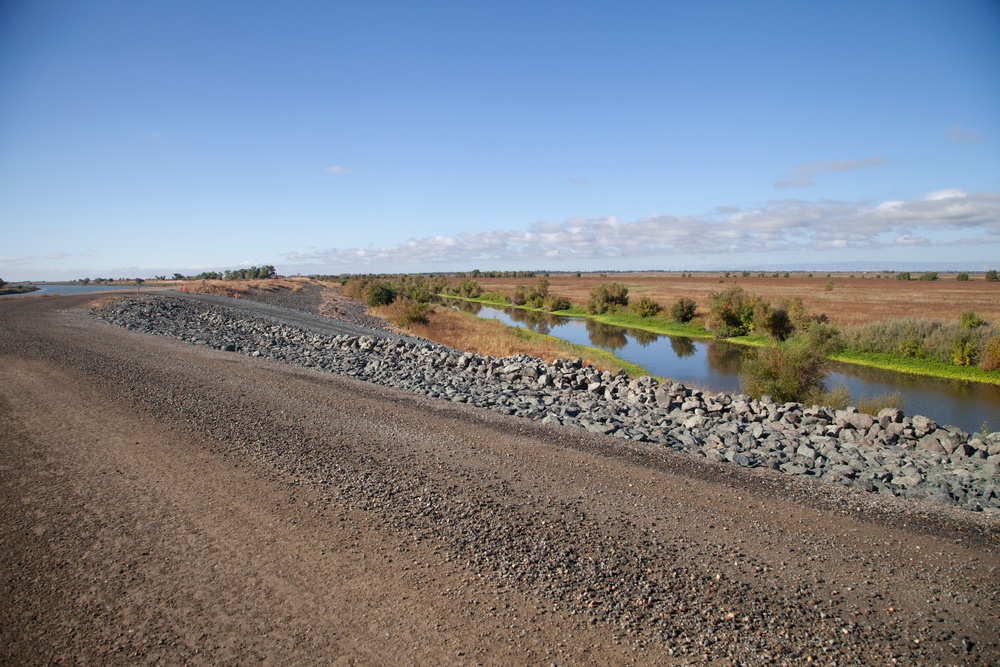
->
[956, 272, 970, 281]
[706, 286, 760, 337]
[366, 281, 397, 306]
[670, 297, 697, 323]
[740, 323, 844, 404]
[586, 282, 629, 314]
[896, 271, 911, 281]
[986, 269, 999, 282]
[0, 277, 6, 288]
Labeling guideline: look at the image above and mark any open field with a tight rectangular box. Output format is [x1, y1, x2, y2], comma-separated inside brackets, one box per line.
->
[460, 272, 1000, 327]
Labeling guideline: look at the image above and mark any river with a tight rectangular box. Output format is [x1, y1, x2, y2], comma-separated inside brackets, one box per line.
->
[452, 301, 1000, 435]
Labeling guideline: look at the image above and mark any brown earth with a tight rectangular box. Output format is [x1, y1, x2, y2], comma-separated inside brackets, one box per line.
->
[1, 294, 998, 665]
[463, 272, 1000, 326]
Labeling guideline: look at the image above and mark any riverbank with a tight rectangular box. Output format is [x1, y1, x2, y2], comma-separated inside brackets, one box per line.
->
[446, 295, 1000, 387]
[0, 284, 39, 296]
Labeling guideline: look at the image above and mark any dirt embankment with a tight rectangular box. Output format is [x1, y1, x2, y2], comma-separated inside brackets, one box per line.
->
[1, 294, 997, 665]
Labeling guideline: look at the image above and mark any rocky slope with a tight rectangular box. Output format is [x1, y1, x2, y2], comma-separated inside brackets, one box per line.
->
[96, 294, 1000, 515]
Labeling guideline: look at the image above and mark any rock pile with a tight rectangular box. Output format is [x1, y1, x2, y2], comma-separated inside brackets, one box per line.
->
[97, 295, 1000, 513]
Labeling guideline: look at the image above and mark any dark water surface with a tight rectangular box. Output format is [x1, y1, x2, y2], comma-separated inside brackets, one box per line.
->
[1, 283, 146, 297]
[453, 301, 1000, 435]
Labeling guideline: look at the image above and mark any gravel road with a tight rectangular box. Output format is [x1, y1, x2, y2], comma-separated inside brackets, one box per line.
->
[1, 294, 997, 665]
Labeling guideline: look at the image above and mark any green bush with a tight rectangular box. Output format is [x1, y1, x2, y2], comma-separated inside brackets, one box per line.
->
[510, 285, 529, 306]
[629, 296, 662, 318]
[706, 286, 759, 337]
[896, 272, 911, 281]
[366, 281, 397, 307]
[586, 282, 629, 314]
[956, 272, 970, 281]
[959, 310, 985, 329]
[543, 295, 571, 312]
[670, 297, 698, 323]
[739, 323, 844, 403]
[918, 272, 939, 281]
[753, 302, 793, 341]
[986, 269, 999, 282]
[951, 334, 976, 366]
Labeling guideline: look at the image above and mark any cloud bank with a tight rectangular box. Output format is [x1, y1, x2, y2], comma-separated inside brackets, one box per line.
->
[284, 190, 1000, 270]
[774, 156, 886, 188]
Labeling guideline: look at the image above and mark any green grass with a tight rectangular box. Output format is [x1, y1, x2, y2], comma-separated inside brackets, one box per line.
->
[830, 351, 1000, 386]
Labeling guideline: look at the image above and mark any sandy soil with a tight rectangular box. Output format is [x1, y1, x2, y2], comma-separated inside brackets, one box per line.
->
[1, 294, 997, 665]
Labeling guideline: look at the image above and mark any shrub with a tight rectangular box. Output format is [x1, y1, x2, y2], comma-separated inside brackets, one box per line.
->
[670, 297, 697, 323]
[396, 299, 430, 327]
[629, 296, 662, 318]
[543, 295, 571, 312]
[896, 272, 911, 281]
[706, 286, 759, 337]
[950, 334, 976, 366]
[980, 337, 1000, 371]
[825, 280, 834, 291]
[510, 285, 529, 306]
[986, 269, 999, 282]
[739, 323, 844, 403]
[959, 310, 985, 329]
[586, 282, 629, 314]
[918, 271, 939, 281]
[366, 281, 397, 307]
[754, 302, 793, 340]
[458, 280, 482, 298]
[956, 272, 970, 281]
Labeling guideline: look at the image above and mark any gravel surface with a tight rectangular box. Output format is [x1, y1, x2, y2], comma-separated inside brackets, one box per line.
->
[2, 293, 998, 665]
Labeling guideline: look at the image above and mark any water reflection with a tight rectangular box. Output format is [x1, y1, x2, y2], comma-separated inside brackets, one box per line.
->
[446, 300, 1000, 433]
[630, 327, 660, 347]
[586, 319, 628, 351]
[706, 343, 746, 376]
[669, 336, 696, 358]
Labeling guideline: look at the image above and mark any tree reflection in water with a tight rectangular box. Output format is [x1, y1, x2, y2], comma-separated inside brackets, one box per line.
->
[586, 319, 628, 351]
[505, 308, 561, 335]
[707, 342, 747, 376]
[629, 328, 661, 347]
[669, 336, 696, 358]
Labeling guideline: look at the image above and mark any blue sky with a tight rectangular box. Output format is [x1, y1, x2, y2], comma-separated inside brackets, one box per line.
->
[1, 1, 998, 281]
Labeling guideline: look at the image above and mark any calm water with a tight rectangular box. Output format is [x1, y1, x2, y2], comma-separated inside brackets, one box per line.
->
[453, 301, 1000, 435]
[1, 283, 147, 297]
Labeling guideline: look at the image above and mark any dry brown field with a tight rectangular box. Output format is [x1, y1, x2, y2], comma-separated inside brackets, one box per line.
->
[462, 272, 1000, 327]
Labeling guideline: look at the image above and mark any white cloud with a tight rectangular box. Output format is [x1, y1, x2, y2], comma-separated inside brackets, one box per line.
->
[283, 190, 1000, 269]
[947, 124, 986, 144]
[774, 156, 886, 188]
[326, 165, 348, 175]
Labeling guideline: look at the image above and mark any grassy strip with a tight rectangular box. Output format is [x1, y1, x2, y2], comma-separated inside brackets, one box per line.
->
[831, 351, 1000, 386]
